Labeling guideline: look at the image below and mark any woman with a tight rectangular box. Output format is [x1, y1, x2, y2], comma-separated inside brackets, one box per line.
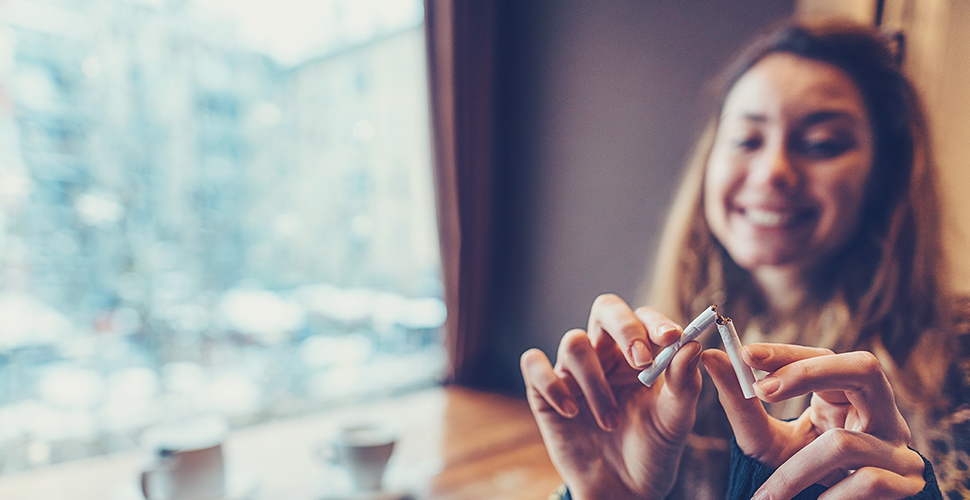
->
[520, 20, 969, 500]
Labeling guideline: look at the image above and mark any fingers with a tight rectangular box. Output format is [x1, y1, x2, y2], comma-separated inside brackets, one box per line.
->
[742, 343, 833, 372]
[755, 429, 925, 500]
[819, 466, 925, 500]
[662, 341, 703, 402]
[586, 294, 683, 371]
[702, 350, 773, 452]
[729, 343, 924, 500]
[556, 329, 619, 431]
[702, 349, 816, 469]
[743, 343, 831, 407]
[751, 350, 909, 443]
[586, 294, 648, 369]
[648, 340, 703, 437]
[520, 332, 621, 432]
[632, 306, 684, 347]
[520, 348, 579, 418]
[808, 392, 852, 431]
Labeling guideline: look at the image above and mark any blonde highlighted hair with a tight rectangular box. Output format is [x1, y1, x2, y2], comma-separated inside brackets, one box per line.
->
[646, 21, 954, 411]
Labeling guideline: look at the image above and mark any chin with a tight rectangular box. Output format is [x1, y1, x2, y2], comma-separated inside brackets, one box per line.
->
[728, 248, 808, 271]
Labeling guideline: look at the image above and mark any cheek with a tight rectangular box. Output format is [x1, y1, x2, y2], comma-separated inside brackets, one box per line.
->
[818, 170, 872, 238]
[703, 157, 735, 225]
[702, 173, 717, 216]
[702, 170, 723, 234]
[834, 182, 867, 225]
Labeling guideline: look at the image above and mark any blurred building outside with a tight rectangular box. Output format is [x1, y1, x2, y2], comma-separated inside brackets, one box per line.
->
[0, 0, 445, 474]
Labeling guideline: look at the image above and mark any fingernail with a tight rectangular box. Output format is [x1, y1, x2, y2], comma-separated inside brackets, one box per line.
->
[631, 340, 653, 368]
[602, 409, 619, 431]
[561, 399, 579, 417]
[755, 376, 780, 396]
[752, 488, 770, 500]
[658, 324, 681, 341]
[686, 345, 703, 372]
[745, 345, 770, 362]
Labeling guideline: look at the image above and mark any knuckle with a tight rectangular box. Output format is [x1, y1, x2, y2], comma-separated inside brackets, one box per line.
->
[851, 467, 886, 490]
[591, 293, 621, 311]
[771, 468, 798, 493]
[618, 320, 646, 342]
[899, 424, 913, 445]
[848, 350, 881, 371]
[633, 305, 657, 317]
[820, 428, 860, 460]
[852, 467, 917, 498]
[903, 447, 924, 473]
[845, 351, 887, 386]
[559, 329, 591, 359]
[785, 360, 811, 381]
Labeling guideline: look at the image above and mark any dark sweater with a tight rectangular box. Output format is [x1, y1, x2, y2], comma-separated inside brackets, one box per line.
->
[726, 439, 943, 500]
[553, 441, 943, 500]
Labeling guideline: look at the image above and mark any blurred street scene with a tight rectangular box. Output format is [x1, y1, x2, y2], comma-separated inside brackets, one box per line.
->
[0, 0, 444, 474]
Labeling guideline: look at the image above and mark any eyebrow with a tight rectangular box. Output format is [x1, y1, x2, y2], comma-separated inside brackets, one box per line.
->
[736, 109, 863, 127]
[800, 110, 863, 127]
[740, 113, 767, 123]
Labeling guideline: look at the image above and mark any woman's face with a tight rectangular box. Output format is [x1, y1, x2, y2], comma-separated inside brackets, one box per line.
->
[704, 53, 874, 276]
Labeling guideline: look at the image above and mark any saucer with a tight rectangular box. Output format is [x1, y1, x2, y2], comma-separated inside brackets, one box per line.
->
[111, 470, 259, 500]
[317, 489, 411, 500]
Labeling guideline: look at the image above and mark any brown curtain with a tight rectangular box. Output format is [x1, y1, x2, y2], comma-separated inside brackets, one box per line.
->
[424, 0, 496, 385]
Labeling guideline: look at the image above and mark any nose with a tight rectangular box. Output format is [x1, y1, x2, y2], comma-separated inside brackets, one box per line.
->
[752, 142, 801, 192]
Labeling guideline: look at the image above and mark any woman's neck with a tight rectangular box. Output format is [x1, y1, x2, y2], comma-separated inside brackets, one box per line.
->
[751, 266, 809, 315]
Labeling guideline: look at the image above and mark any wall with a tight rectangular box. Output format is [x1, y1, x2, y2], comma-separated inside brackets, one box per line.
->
[880, 0, 970, 294]
[932, 1, 970, 294]
[482, 0, 795, 391]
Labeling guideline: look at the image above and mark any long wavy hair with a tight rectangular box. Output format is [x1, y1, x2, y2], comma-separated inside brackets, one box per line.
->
[646, 21, 954, 414]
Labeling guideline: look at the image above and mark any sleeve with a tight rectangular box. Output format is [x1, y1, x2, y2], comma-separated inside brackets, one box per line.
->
[547, 483, 571, 500]
[726, 440, 942, 500]
[725, 440, 827, 500]
[928, 296, 970, 497]
[917, 452, 945, 500]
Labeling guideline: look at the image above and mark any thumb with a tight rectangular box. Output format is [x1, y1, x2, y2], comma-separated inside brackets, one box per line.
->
[702, 350, 773, 456]
[655, 341, 703, 435]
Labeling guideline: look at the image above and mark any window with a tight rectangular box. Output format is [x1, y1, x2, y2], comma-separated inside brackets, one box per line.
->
[0, 0, 444, 473]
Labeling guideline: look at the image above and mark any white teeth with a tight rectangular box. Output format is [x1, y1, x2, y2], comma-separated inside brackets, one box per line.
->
[744, 208, 795, 227]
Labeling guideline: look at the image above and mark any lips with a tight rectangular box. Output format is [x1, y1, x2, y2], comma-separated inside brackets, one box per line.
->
[737, 206, 817, 228]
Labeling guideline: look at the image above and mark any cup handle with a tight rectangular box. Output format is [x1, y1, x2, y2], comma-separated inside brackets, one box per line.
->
[140, 455, 172, 500]
[140, 468, 152, 499]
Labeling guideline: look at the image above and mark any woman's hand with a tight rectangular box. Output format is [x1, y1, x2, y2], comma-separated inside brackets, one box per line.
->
[703, 343, 927, 500]
[520, 294, 703, 500]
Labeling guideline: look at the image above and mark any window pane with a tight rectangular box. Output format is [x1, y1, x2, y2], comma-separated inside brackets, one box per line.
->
[0, 0, 444, 473]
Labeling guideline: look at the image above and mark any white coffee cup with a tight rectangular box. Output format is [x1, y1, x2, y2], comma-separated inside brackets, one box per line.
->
[140, 416, 229, 500]
[321, 423, 397, 491]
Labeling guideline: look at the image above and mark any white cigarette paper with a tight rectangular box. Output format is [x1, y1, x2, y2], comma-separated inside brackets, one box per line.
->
[716, 316, 757, 399]
[638, 305, 718, 387]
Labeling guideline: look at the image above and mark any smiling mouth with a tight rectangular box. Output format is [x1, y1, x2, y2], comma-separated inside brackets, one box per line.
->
[740, 207, 815, 228]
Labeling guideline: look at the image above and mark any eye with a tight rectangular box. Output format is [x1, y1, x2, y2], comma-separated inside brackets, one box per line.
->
[795, 136, 855, 159]
[794, 122, 860, 159]
[732, 135, 763, 152]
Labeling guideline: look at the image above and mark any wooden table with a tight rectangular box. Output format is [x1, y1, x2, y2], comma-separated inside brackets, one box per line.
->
[0, 386, 563, 500]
